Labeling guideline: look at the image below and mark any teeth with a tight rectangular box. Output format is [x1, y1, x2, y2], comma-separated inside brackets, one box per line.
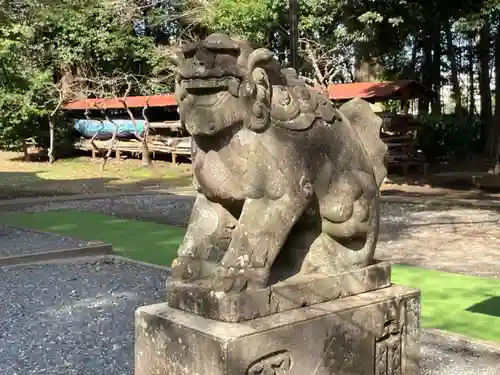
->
[182, 77, 239, 90]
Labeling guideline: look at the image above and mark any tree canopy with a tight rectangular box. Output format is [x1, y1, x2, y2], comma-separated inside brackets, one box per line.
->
[1, 0, 500, 160]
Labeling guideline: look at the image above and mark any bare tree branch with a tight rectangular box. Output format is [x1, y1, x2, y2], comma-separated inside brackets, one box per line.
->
[299, 37, 354, 86]
[47, 82, 64, 164]
[73, 70, 154, 169]
[141, 97, 152, 166]
[84, 107, 106, 157]
[102, 109, 120, 171]
[119, 96, 151, 166]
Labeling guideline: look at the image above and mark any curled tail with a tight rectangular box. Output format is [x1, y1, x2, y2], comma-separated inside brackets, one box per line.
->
[338, 98, 387, 187]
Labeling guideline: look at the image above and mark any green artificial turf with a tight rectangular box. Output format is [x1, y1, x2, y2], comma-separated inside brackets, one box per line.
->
[0, 210, 184, 266]
[392, 264, 500, 343]
[1, 209, 500, 343]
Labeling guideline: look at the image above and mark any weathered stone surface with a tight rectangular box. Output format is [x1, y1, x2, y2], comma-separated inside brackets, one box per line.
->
[136, 32, 420, 375]
[166, 261, 391, 322]
[169, 32, 388, 293]
[135, 285, 420, 375]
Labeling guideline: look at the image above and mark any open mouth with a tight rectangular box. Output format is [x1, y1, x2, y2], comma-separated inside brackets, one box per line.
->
[181, 77, 241, 96]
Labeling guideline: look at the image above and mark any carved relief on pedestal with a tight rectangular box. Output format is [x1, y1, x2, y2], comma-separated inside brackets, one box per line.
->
[375, 300, 405, 375]
[246, 351, 292, 375]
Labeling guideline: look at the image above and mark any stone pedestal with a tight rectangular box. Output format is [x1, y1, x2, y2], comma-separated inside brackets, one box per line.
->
[135, 284, 420, 375]
[166, 261, 391, 322]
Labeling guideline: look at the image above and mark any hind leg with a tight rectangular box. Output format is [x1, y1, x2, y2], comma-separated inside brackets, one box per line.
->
[300, 171, 379, 274]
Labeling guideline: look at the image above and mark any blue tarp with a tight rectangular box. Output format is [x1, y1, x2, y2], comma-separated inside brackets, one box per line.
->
[74, 119, 146, 141]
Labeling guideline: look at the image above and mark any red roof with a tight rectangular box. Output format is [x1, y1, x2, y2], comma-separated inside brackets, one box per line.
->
[63, 94, 177, 110]
[63, 80, 433, 110]
[327, 80, 433, 101]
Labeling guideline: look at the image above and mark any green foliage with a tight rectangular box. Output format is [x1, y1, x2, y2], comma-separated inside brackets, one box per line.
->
[0, 0, 168, 152]
[0, 0, 499, 158]
[0, 12, 53, 150]
[417, 114, 482, 161]
[380, 100, 401, 113]
[202, 0, 283, 44]
[33, 0, 157, 74]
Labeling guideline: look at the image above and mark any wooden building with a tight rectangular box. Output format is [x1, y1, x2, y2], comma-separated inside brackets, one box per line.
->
[328, 80, 436, 174]
[64, 80, 434, 170]
[63, 95, 190, 163]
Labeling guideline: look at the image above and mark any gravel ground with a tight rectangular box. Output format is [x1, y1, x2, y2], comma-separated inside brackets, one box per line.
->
[0, 224, 90, 258]
[1, 258, 499, 375]
[377, 203, 500, 279]
[0, 258, 169, 375]
[3, 193, 500, 278]
[422, 331, 500, 375]
[1, 194, 500, 373]
[0, 257, 499, 375]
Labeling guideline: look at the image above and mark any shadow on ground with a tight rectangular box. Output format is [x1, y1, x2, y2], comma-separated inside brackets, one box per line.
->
[0, 170, 193, 199]
[378, 198, 500, 240]
[384, 157, 500, 197]
[466, 296, 500, 318]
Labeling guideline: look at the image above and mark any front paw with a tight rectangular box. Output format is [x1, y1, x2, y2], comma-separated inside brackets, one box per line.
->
[222, 239, 266, 269]
[171, 257, 202, 280]
[211, 266, 268, 292]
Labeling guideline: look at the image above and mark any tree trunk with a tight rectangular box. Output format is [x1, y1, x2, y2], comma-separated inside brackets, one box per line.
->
[409, 35, 418, 80]
[59, 63, 73, 98]
[478, 18, 492, 151]
[489, 18, 500, 163]
[141, 106, 151, 167]
[354, 58, 373, 82]
[445, 20, 463, 120]
[140, 137, 151, 166]
[468, 39, 475, 119]
[48, 117, 55, 164]
[431, 25, 442, 115]
[419, 33, 433, 115]
[74, 65, 88, 99]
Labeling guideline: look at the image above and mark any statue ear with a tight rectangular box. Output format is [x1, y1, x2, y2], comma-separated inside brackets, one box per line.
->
[248, 47, 286, 86]
[247, 48, 274, 72]
[247, 67, 271, 132]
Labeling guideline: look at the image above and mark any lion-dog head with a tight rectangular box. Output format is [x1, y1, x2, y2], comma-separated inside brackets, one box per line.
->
[175, 33, 287, 136]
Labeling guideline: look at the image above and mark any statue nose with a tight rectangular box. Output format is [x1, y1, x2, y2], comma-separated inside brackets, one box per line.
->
[193, 55, 204, 66]
[193, 49, 215, 69]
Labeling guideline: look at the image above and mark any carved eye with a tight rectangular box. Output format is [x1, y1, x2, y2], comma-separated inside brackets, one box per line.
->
[192, 56, 201, 66]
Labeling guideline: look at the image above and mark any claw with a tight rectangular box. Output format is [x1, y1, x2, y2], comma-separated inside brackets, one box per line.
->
[171, 257, 201, 281]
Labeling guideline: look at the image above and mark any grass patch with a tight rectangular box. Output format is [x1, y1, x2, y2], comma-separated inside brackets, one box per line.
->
[0, 210, 184, 266]
[392, 264, 500, 343]
[0, 153, 192, 198]
[1, 209, 499, 343]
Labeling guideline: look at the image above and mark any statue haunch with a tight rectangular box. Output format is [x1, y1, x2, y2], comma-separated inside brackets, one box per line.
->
[171, 33, 387, 292]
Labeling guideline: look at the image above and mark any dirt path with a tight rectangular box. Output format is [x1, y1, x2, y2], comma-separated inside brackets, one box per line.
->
[0, 151, 192, 198]
[2, 148, 500, 203]
[377, 202, 500, 279]
[381, 180, 500, 202]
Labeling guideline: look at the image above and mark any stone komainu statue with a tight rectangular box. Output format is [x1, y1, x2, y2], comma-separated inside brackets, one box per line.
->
[171, 33, 387, 293]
